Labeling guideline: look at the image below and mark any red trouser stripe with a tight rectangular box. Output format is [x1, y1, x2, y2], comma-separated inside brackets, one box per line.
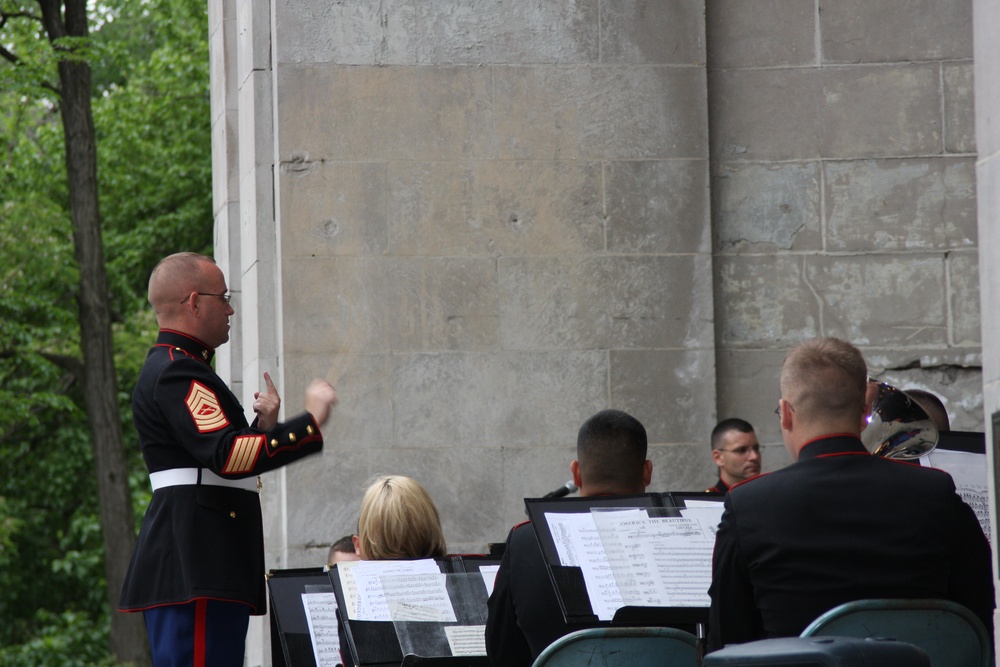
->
[193, 598, 207, 667]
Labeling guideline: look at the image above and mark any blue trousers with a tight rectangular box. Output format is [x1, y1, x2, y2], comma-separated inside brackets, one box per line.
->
[143, 599, 250, 667]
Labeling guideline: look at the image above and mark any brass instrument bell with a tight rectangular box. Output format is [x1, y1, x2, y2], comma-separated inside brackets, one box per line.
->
[862, 380, 939, 460]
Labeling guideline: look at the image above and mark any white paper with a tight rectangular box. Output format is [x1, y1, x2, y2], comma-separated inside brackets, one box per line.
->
[480, 564, 500, 598]
[381, 573, 457, 622]
[678, 504, 726, 535]
[336, 559, 442, 621]
[544, 510, 648, 621]
[444, 625, 487, 656]
[301, 593, 341, 667]
[922, 449, 991, 540]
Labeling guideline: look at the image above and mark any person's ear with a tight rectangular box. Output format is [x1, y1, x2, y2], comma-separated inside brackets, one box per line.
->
[641, 460, 652, 489]
[780, 399, 794, 431]
[570, 460, 582, 488]
[711, 448, 724, 467]
[352, 534, 362, 557]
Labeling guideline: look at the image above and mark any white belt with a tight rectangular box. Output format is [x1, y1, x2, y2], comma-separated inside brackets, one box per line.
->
[150, 468, 258, 492]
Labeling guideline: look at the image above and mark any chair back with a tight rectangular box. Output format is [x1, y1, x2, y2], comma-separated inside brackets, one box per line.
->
[531, 626, 699, 667]
[800, 598, 992, 667]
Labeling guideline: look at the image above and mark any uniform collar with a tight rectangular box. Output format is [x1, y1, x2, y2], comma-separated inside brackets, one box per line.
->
[798, 434, 867, 461]
[156, 329, 215, 364]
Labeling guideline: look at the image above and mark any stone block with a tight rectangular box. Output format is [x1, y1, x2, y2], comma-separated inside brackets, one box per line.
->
[605, 160, 711, 254]
[808, 255, 948, 347]
[820, 0, 973, 63]
[237, 70, 273, 175]
[600, 0, 705, 65]
[239, 167, 274, 272]
[707, 0, 815, 69]
[391, 351, 608, 448]
[711, 65, 942, 160]
[498, 255, 715, 350]
[974, 4, 1000, 159]
[950, 252, 981, 346]
[285, 352, 395, 449]
[279, 161, 389, 258]
[647, 443, 719, 494]
[386, 258, 500, 352]
[608, 349, 716, 444]
[386, 161, 604, 257]
[281, 256, 392, 354]
[824, 158, 977, 251]
[499, 444, 580, 531]
[494, 66, 707, 160]
[276, 66, 495, 161]
[715, 348, 788, 445]
[978, 158, 1000, 383]
[944, 63, 976, 154]
[275, 0, 412, 65]
[237, 0, 269, 84]
[712, 162, 822, 251]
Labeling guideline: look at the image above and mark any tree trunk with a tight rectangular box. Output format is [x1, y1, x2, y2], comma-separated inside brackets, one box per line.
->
[40, 1, 149, 664]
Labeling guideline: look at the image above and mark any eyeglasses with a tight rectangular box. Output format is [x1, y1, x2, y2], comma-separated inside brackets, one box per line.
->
[717, 444, 761, 456]
[180, 292, 232, 305]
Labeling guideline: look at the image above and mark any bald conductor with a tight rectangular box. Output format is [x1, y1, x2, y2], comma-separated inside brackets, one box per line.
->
[119, 252, 337, 667]
[708, 337, 993, 650]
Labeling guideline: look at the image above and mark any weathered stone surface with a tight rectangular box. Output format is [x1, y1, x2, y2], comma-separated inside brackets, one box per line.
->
[944, 63, 976, 155]
[978, 159, 1000, 384]
[711, 65, 942, 160]
[494, 66, 707, 160]
[606, 160, 711, 254]
[392, 351, 608, 447]
[974, 5, 1000, 159]
[824, 158, 977, 251]
[608, 349, 716, 444]
[707, 0, 815, 69]
[713, 162, 822, 251]
[647, 443, 721, 494]
[386, 161, 605, 257]
[601, 0, 705, 65]
[276, 66, 495, 161]
[500, 444, 582, 530]
[498, 255, 714, 350]
[820, 0, 973, 63]
[279, 161, 389, 258]
[715, 348, 788, 445]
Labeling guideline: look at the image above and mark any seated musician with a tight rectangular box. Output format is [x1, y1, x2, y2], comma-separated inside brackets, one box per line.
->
[708, 337, 994, 650]
[485, 409, 653, 667]
[706, 418, 762, 493]
[353, 474, 447, 560]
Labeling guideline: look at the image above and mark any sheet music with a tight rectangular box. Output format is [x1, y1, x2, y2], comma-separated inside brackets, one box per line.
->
[597, 515, 715, 607]
[678, 504, 725, 534]
[336, 559, 443, 621]
[381, 573, 457, 622]
[302, 593, 341, 667]
[444, 625, 487, 656]
[922, 449, 991, 541]
[544, 510, 647, 621]
[480, 564, 500, 598]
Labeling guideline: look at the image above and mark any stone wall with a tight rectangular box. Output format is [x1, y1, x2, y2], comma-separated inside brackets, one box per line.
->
[208, 1, 985, 662]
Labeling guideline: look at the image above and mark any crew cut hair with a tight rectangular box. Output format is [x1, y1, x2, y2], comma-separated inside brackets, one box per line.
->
[576, 409, 648, 490]
[711, 418, 755, 450]
[781, 337, 867, 424]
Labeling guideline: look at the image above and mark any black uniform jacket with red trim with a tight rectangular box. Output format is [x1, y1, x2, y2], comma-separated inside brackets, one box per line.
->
[119, 329, 324, 614]
[707, 434, 994, 651]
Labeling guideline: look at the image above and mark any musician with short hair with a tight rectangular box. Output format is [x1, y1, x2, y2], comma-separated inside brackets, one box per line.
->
[706, 418, 762, 493]
[485, 409, 653, 667]
[707, 337, 994, 650]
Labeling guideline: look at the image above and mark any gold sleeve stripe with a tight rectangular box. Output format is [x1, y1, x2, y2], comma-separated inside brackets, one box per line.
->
[223, 435, 264, 475]
[185, 381, 230, 433]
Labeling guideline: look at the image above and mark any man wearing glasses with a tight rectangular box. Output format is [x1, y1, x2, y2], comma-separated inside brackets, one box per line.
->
[119, 252, 338, 667]
[706, 418, 762, 493]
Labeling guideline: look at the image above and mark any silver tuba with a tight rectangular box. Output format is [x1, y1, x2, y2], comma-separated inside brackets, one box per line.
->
[861, 379, 939, 460]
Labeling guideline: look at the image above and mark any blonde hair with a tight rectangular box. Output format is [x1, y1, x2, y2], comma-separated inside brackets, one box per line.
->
[356, 475, 447, 561]
[781, 337, 867, 423]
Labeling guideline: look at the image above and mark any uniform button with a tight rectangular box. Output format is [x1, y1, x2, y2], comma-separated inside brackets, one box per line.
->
[306, 425, 315, 435]
[271, 439, 278, 447]
[289, 433, 297, 443]
[230, 511, 237, 519]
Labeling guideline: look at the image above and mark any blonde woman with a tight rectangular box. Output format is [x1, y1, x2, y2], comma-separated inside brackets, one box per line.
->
[353, 475, 447, 560]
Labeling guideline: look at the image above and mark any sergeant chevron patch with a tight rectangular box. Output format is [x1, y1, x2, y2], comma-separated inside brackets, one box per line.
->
[185, 381, 229, 433]
[223, 435, 264, 474]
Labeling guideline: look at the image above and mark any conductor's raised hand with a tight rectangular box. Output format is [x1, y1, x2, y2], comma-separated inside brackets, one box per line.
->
[253, 371, 281, 431]
[305, 379, 338, 427]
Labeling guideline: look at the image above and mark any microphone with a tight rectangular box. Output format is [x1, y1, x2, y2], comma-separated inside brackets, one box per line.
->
[542, 480, 578, 499]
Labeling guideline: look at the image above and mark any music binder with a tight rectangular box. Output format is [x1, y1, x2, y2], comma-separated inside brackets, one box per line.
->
[267, 567, 339, 667]
[524, 492, 723, 630]
[330, 556, 500, 667]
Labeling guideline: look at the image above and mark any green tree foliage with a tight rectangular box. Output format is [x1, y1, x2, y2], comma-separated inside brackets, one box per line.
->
[0, 0, 212, 662]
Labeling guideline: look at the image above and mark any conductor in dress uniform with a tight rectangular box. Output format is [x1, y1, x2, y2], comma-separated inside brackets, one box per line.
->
[118, 252, 338, 666]
[707, 337, 994, 651]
